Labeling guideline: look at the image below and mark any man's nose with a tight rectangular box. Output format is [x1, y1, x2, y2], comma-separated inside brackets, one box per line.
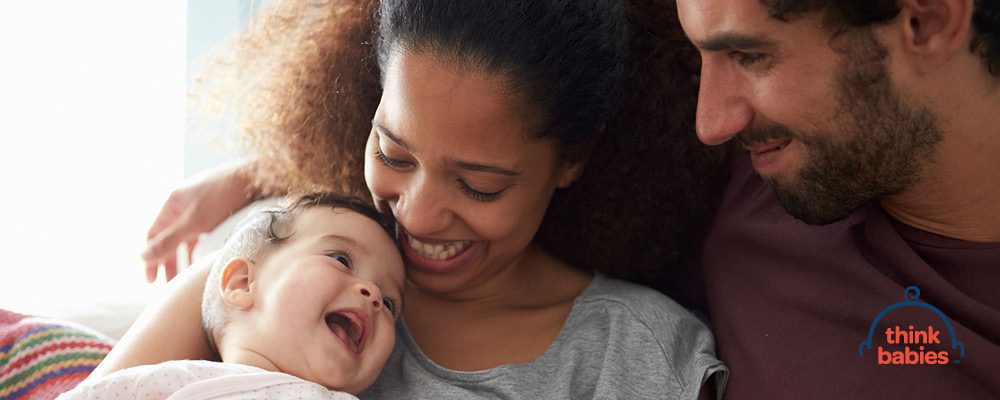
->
[695, 57, 753, 146]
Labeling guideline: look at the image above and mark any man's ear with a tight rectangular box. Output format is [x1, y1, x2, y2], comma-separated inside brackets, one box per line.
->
[896, 0, 974, 72]
[220, 257, 255, 309]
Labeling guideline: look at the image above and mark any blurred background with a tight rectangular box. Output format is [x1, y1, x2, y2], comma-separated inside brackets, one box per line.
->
[0, 1, 264, 330]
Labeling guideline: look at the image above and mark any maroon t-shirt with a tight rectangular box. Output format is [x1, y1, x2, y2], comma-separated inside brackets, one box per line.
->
[677, 155, 1000, 399]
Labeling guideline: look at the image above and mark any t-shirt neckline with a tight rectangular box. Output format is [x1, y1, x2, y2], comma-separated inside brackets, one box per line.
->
[394, 273, 605, 381]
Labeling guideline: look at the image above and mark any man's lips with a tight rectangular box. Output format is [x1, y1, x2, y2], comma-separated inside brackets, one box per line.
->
[744, 138, 793, 155]
[744, 138, 794, 171]
[324, 309, 368, 358]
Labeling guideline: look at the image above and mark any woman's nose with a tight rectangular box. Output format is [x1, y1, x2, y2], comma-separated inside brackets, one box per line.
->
[393, 175, 454, 235]
[695, 57, 753, 146]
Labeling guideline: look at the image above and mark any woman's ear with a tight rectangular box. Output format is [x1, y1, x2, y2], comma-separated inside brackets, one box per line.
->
[555, 125, 603, 188]
[220, 257, 255, 309]
[556, 161, 586, 188]
[895, 0, 974, 73]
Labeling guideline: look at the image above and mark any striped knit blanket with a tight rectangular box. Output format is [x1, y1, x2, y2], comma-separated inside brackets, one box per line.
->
[0, 309, 114, 400]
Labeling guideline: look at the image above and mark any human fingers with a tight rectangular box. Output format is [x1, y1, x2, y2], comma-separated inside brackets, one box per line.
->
[185, 236, 200, 268]
[142, 215, 194, 266]
[163, 252, 178, 282]
[145, 258, 160, 284]
[146, 193, 185, 241]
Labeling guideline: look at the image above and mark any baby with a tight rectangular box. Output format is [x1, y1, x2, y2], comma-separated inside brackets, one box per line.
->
[60, 193, 404, 399]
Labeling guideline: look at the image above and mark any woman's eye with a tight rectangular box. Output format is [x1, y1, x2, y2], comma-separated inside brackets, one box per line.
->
[328, 252, 352, 269]
[375, 149, 410, 169]
[458, 181, 504, 202]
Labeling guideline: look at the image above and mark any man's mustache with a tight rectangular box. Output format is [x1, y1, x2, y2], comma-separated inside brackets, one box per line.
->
[738, 123, 798, 148]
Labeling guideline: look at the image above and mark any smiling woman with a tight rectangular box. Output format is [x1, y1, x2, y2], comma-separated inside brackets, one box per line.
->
[95, 1, 732, 399]
[0, 2, 184, 326]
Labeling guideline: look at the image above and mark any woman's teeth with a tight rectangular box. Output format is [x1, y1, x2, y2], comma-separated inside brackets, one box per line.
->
[407, 236, 470, 260]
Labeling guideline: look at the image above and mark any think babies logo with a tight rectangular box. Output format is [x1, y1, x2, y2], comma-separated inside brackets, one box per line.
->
[858, 286, 965, 365]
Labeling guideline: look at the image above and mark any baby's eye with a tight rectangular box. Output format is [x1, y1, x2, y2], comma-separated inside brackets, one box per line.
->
[328, 251, 352, 270]
[382, 298, 398, 317]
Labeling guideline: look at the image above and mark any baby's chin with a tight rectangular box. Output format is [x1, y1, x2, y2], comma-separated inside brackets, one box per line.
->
[307, 361, 379, 395]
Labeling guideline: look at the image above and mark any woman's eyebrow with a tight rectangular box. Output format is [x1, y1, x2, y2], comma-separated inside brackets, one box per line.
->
[373, 121, 521, 177]
[373, 123, 409, 149]
[450, 160, 521, 176]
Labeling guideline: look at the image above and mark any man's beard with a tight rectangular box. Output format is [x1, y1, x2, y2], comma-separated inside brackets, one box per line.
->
[742, 30, 943, 225]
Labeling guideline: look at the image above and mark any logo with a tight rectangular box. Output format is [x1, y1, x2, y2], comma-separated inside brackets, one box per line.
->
[858, 286, 965, 365]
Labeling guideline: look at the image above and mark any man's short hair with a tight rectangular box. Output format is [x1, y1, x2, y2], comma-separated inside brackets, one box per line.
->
[760, 0, 1000, 77]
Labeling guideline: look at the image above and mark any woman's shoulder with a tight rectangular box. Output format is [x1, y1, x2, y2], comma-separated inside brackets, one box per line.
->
[566, 275, 716, 355]
[575, 274, 708, 329]
[552, 275, 727, 397]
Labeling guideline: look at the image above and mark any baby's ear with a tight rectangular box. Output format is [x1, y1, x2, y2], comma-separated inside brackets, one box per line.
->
[220, 258, 255, 309]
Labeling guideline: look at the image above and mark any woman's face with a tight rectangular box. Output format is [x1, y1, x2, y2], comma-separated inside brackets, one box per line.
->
[364, 50, 581, 295]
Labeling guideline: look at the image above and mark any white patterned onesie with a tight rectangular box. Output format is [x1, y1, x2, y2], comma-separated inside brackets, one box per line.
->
[57, 360, 356, 400]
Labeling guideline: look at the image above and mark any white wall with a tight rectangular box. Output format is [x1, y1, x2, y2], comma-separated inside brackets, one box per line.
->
[0, 2, 187, 316]
[0, 1, 263, 321]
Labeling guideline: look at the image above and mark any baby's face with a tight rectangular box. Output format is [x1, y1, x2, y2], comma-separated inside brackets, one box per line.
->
[247, 206, 404, 394]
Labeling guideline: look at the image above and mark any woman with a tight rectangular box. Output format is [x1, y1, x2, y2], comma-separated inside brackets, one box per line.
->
[105, 0, 729, 398]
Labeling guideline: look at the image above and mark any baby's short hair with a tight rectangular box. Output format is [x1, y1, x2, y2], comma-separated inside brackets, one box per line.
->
[201, 193, 394, 354]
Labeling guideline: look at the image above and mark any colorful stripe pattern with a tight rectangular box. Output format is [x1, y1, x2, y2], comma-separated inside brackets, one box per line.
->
[1, 309, 114, 400]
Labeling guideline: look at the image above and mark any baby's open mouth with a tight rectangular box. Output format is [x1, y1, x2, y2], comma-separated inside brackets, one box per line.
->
[325, 311, 365, 356]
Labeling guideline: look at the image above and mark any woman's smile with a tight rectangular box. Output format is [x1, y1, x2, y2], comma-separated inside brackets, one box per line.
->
[405, 234, 472, 260]
[399, 228, 481, 275]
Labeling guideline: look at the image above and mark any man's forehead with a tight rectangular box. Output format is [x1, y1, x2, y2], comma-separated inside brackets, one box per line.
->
[677, 0, 777, 45]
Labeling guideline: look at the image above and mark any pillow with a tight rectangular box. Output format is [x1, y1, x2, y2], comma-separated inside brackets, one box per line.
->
[0, 309, 114, 400]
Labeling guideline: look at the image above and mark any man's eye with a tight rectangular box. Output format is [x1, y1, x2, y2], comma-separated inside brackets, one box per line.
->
[328, 252, 352, 269]
[733, 51, 767, 67]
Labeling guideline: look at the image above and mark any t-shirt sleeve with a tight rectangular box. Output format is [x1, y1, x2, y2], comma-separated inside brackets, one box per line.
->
[582, 278, 728, 400]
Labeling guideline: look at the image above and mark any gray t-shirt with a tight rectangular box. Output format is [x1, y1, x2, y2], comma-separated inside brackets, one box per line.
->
[360, 274, 727, 399]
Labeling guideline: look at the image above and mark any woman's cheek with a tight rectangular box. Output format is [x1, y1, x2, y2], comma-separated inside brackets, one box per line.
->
[365, 171, 396, 215]
[363, 134, 380, 194]
[465, 204, 527, 243]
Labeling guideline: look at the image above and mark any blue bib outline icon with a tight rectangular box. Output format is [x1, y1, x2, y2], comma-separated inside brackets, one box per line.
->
[858, 286, 965, 364]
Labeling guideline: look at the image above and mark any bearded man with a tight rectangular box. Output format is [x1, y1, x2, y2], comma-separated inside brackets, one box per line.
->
[671, 0, 1000, 397]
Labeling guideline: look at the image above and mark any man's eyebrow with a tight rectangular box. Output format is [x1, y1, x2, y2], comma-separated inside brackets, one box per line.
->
[698, 33, 776, 51]
[373, 122, 408, 150]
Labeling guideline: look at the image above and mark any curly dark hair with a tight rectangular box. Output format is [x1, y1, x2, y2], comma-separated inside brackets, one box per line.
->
[195, 0, 728, 285]
[191, 0, 382, 197]
[762, 0, 1000, 77]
